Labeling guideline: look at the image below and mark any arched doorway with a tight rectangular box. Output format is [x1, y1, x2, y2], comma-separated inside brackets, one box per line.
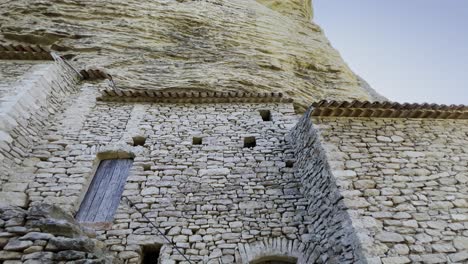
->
[250, 256, 297, 264]
[237, 238, 307, 263]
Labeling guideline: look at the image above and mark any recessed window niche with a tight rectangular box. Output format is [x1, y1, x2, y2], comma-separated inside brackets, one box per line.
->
[143, 164, 152, 171]
[244, 136, 256, 148]
[193, 137, 203, 145]
[285, 160, 295, 168]
[132, 136, 146, 147]
[259, 110, 272, 121]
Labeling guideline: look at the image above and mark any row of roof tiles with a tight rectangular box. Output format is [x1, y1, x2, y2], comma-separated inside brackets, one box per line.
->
[98, 90, 293, 104]
[1, 43, 466, 119]
[0, 44, 52, 60]
[99, 90, 467, 119]
[80, 69, 111, 80]
[310, 100, 468, 119]
[312, 100, 467, 111]
[0, 43, 111, 80]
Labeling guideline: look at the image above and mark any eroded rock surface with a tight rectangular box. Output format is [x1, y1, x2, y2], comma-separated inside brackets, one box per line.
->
[0, 204, 120, 263]
[0, 0, 382, 111]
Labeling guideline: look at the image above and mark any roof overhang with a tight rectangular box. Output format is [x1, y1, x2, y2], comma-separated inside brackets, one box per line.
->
[97, 90, 294, 104]
[0, 44, 53, 60]
[310, 100, 468, 120]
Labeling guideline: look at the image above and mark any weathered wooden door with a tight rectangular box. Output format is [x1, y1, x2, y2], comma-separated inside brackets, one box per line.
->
[76, 159, 133, 222]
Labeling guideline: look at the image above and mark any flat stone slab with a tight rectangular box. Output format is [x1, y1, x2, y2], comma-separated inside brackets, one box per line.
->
[0, 192, 27, 207]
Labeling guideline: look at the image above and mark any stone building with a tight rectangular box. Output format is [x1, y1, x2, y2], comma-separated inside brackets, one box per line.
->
[0, 1, 467, 264]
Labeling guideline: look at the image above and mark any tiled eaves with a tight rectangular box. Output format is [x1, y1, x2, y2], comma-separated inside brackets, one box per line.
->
[310, 100, 468, 119]
[0, 43, 108, 81]
[97, 90, 294, 104]
[0, 44, 53, 60]
[79, 69, 111, 81]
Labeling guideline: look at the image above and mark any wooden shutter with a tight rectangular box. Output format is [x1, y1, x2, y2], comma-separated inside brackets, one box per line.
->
[76, 159, 133, 222]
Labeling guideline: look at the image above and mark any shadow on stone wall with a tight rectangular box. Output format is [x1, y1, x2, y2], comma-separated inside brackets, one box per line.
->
[287, 107, 366, 264]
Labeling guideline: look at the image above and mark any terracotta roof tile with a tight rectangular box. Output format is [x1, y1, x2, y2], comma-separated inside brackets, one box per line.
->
[97, 89, 293, 104]
[0, 44, 52, 60]
[79, 69, 111, 80]
[311, 100, 468, 119]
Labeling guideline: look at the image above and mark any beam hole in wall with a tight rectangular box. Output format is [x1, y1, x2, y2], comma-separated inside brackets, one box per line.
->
[285, 160, 295, 168]
[142, 244, 161, 264]
[143, 164, 151, 171]
[193, 137, 203, 145]
[244, 136, 256, 148]
[259, 110, 272, 121]
[132, 136, 146, 147]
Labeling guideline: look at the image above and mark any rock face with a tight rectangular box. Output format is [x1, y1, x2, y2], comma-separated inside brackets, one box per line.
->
[0, 0, 381, 111]
[0, 204, 119, 263]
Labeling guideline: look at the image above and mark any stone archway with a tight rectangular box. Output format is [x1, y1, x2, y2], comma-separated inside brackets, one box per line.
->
[250, 256, 297, 264]
[236, 238, 312, 264]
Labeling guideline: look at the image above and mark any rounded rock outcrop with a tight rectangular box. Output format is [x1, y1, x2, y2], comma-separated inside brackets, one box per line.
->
[0, 0, 380, 111]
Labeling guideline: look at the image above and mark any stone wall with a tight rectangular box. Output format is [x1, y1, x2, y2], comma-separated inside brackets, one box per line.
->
[314, 117, 468, 264]
[0, 61, 43, 98]
[288, 108, 366, 264]
[20, 90, 332, 263]
[0, 59, 80, 207]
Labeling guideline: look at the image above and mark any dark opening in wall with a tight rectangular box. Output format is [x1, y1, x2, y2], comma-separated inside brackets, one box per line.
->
[259, 110, 272, 121]
[193, 137, 203, 145]
[132, 136, 146, 147]
[251, 256, 298, 264]
[244, 136, 256, 148]
[142, 245, 161, 264]
[143, 164, 151, 171]
[285, 160, 295, 168]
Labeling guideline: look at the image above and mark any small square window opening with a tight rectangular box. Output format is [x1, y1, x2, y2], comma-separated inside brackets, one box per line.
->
[193, 137, 203, 145]
[132, 136, 146, 147]
[259, 110, 272, 121]
[244, 136, 256, 148]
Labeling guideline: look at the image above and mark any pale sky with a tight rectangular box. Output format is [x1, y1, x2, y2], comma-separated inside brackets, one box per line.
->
[314, 0, 468, 105]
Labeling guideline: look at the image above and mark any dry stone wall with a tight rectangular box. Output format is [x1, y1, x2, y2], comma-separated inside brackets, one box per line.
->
[0, 59, 80, 207]
[287, 108, 366, 264]
[20, 86, 332, 263]
[314, 117, 468, 264]
[0, 61, 41, 98]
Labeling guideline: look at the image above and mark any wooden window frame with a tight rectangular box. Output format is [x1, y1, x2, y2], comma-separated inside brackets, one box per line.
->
[75, 154, 134, 223]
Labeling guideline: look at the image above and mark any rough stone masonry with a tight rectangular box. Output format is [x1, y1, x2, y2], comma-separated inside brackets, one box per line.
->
[0, 65, 366, 263]
[0, 0, 467, 264]
[312, 116, 468, 264]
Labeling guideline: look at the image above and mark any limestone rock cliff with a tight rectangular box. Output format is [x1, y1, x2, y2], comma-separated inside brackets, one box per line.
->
[0, 0, 382, 111]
